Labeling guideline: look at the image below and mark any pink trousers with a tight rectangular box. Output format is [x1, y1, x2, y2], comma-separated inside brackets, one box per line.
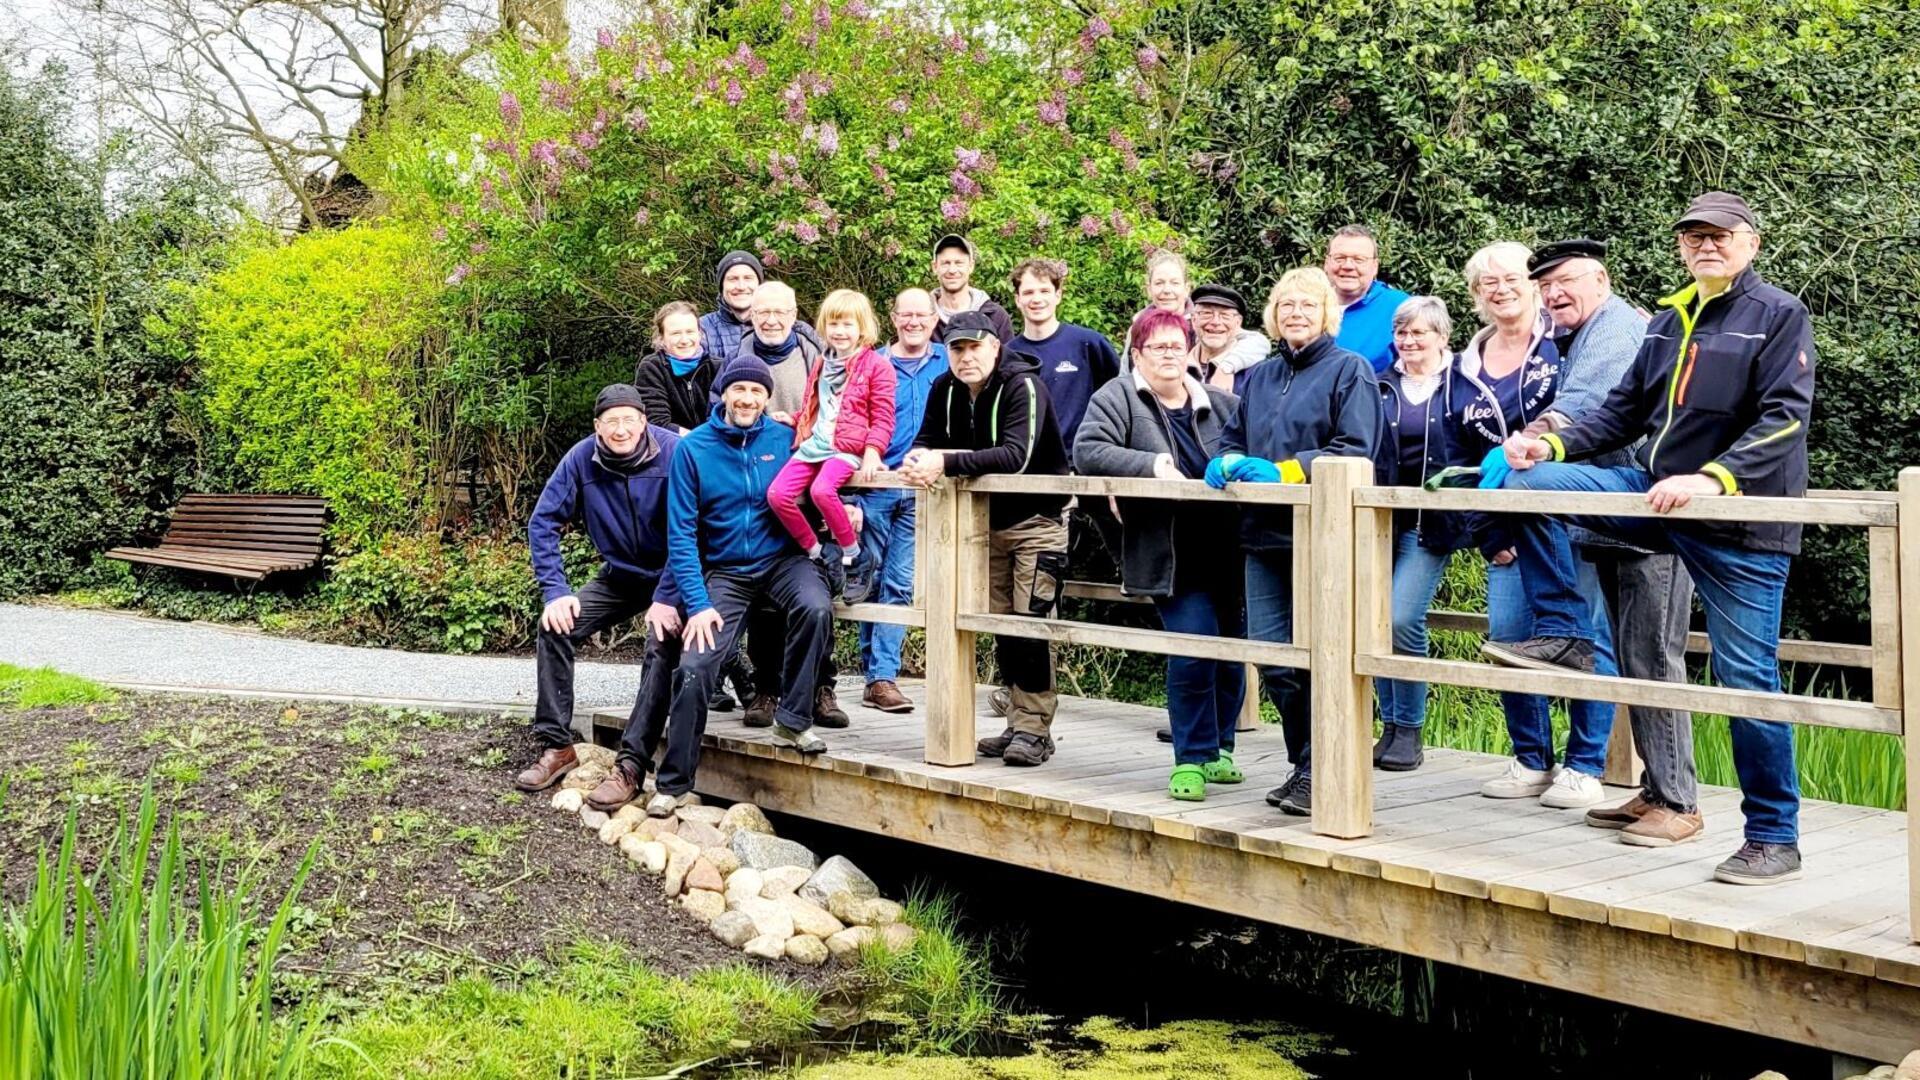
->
[768, 457, 860, 550]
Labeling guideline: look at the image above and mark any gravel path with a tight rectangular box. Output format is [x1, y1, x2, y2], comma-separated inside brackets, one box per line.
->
[0, 602, 643, 714]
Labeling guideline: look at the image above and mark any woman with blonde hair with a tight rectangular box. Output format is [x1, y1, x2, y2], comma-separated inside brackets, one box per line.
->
[1204, 266, 1382, 816]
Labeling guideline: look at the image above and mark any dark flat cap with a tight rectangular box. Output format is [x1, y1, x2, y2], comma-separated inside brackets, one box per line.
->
[594, 383, 647, 418]
[1190, 283, 1250, 319]
[1674, 192, 1759, 232]
[1528, 238, 1608, 279]
[944, 309, 1001, 343]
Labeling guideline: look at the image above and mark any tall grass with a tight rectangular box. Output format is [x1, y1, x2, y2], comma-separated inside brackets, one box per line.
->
[0, 664, 115, 710]
[854, 887, 1003, 1054]
[0, 789, 321, 1079]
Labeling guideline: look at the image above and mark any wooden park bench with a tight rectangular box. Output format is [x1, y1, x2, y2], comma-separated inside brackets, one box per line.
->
[104, 494, 329, 581]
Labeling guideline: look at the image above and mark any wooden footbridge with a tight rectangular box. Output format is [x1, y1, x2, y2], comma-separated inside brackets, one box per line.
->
[598, 463, 1920, 1061]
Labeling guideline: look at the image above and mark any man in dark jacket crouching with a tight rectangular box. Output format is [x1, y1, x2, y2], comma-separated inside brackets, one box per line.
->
[515, 384, 683, 796]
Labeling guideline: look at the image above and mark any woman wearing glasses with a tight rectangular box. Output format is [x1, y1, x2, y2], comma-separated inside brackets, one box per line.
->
[1203, 268, 1382, 816]
[1074, 308, 1245, 801]
[1448, 242, 1611, 809]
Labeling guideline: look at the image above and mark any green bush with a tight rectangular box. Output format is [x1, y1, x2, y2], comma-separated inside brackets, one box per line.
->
[321, 533, 540, 654]
[0, 68, 226, 597]
[174, 225, 450, 547]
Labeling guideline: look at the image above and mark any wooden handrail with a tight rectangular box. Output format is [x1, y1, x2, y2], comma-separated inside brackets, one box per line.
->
[1355, 485, 1895, 526]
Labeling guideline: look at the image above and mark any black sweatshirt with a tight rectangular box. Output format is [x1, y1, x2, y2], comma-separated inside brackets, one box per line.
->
[634, 351, 719, 432]
[912, 349, 1070, 529]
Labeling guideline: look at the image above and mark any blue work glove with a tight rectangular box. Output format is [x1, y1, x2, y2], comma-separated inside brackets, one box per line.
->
[1476, 446, 1512, 490]
[1231, 457, 1281, 483]
[1204, 453, 1245, 490]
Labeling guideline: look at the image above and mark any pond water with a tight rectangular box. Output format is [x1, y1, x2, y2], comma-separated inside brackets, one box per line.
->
[771, 812, 1836, 1080]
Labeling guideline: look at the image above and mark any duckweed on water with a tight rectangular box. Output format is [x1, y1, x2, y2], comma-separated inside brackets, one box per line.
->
[789, 1017, 1332, 1079]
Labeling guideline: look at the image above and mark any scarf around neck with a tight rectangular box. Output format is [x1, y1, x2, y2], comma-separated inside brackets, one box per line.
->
[594, 429, 660, 476]
[668, 351, 704, 378]
[752, 332, 802, 364]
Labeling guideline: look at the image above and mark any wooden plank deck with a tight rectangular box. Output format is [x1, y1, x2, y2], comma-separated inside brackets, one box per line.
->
[594, 680, 1920, 1060]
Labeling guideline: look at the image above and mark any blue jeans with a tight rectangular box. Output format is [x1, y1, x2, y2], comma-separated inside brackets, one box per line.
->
[1153, 579, 1247, 765]
[856, 489, 917, 683]
[1506, 462, 1798, 842]
[1378, 528, 1453, 729]
[1245, 549, 1310, 771]
[1485, 560, 1614, 775]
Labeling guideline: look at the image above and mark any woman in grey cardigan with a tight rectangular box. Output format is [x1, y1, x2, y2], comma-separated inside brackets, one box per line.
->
[1073, 308, 1245, 802]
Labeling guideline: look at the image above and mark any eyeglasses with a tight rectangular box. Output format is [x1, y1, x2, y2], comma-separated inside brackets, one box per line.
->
[1193, 307, 1239, 322]
[893, 311, 934, 320]
[1136, 342, 1189, 357]
[596, 416, 645, 431]
[1677, 229, 1751, 250]
[1474, 275, 1526, 293]
[1326, 254, 1375, 267]
[1272, 299, 1322, 314]
[751, 308, 796, 318]
[1536, 268, 1602, 291]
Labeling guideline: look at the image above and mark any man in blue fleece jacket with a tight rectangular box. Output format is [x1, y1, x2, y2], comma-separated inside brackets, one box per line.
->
[516, 384, 683, 799]
[659, 356, 837, 768]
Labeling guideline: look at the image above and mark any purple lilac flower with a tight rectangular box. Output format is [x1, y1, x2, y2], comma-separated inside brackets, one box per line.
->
[1109, 209, 1131, 236]
[469, 241, 489, 255]
[761, 248, 781, 268]
[886, 134, 901, 152]
[998, 219, 1019, 238]
[881, 236, 900, 257]
[799, 30, 818, 50]
[633, 207, 651, 226]
[560, 145, 590, 169]
[498, 92, 523, 130]
[478, 177, 502, 211]
[446, 263, 472, 285]
[1063, 67, 1085, 87]
[949, 170, 980, 197]
[625, 109, 648, 133]
[595, 27, 614, 48]
[923, 61, 941, 80]
[870, 162, 888, 183]
[815, 122, 840, 155]
[574, 129, 600, 151]
[540, 79, 573, 111]
[888, 96, 910, 115]
[431, 225, 448, 241]
[1136, 45, 1160, 70]
[846, 0, 870, 17]
[725, 79, 745, 107]
[1081, 157, 1099, 178]
[1037, 93, 1067, 126]
[954, 146, 984, 171]
[813, 3, 830, 28]
[944, 32, 965, 52]
[530, 139, 558, 167]
[806, 196, 830, 214]
[960, 111, 982, 132]
[940, 198, 965, 222]
[1079, 214, 1102, 237]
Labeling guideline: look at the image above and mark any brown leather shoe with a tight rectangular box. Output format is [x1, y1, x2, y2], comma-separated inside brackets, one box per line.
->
[861, 680, 913, 713]
[1584, 794, 1653, 830]
[586, 760, 643, 812]
[814, 686, 850, 729]
[1618, 806, 1704, 848]
[743, 693, 777, 728]
[514, 745, 577, 792]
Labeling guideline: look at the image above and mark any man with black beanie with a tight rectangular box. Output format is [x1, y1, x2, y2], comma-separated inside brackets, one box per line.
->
[515, 384, 684, 800]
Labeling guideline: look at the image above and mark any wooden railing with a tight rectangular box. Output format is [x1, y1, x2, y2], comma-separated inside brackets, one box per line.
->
[835, 463, 1920, 938]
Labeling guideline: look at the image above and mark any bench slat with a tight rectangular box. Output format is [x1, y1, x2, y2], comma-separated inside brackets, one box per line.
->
[152, 545, 318, 565]
[105, 548, 272, 580]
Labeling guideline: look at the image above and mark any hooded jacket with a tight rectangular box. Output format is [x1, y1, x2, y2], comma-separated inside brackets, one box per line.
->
[791, 346, 898, 457]
[1219, 334, 1381, 552]
[1445, 318, 1564, 557]
[932, 286, 1016, 346]
[665, 405, 799, 613]
[634, 351, 719, 432]
[1541, 267, 1814, 554]
[529, 431, 682, 607]
[913, 348, 1070, 530]
[1073, 371, 1239, 596]
[1378, 361, 1467, 554]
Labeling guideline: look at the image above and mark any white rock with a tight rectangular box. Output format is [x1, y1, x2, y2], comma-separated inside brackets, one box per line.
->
[729, 831, 816, 872]
[758, 864, 813, 899]
[799, 855, 879, 909]
[599, 816, 635, 845]
[825, 925, 877, 958]
[676, 804, 726, 826]
[710, 910, 757, 948]
[571, 742, 617, 769]
[785, 934, 829, 966]
[702, 846, 741, 877]
[639, 841, 668, 874]
[725, 868, 764, 906]
[663, 847, 695, 897]
[658, 833, 701, 864]
[682, 888, 726, 923]
[618, 834, 650, 864]
[550, 788, 585, 813]
[579, 808, 609, 830]
[779, 895, 845, 939]
[675, 819, 725, 850]
[612, 804, 649, 825]
[719, 802, 775, 839]
[732, 896, 795, 941]
[742, 934, 786, 960]
[879, 922, 919, 951]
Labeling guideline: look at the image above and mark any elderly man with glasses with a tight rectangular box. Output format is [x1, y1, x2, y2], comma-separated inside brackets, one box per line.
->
[853, 289, 951, 713]
[1489, 193, 1817, 886]
[733, 280, 825, 423]
[1324, 224, 1411, 374]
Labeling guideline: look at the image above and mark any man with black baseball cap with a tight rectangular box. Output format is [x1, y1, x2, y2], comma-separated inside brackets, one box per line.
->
[902, 310, 1071, 767]
[516, 384, 684, 802]
[1523, 238, 1701, 847]
[1190, 284, 1270, 393]
[1491, 192, 1817, 885]
[931, 234, 1016, 345]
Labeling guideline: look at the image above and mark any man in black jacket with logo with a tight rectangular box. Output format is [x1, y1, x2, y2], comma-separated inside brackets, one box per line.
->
[901, 310, 1071, 767]
[1490, 193, 1815, 886]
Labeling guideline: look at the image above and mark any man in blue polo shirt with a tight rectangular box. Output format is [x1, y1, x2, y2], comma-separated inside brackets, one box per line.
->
[1325, 224, 1410, 373]
[852, 288, 950, 714]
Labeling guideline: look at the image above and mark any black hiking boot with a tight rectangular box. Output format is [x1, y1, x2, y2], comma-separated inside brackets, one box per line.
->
[1481, 636, 1596, 674]
[1373, 724, 1424, 772]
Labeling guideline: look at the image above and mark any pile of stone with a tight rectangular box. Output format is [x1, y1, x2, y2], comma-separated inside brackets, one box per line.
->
[548, 743, 918, 966]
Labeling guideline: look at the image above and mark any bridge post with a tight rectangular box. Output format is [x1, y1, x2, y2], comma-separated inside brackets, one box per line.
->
[1898, 468, 1920, 942]
[922, 480, 988, 766]
[1310, 456, 1376, 838]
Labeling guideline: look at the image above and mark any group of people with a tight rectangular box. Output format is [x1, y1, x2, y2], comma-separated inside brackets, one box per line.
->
[516, 189, 1817, 888]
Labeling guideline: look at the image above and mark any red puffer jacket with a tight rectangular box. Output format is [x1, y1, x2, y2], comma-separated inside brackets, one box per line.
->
[791, 346, 898, 456]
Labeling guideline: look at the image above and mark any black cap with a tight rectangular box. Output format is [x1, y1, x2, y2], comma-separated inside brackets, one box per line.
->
[594, 383, 647, 418]
[1527, 238, 1608, 280]
[943, 310, 1000, 344]
[713, 249, 765, 289]
[716, 356, 776, 395]
[1190, 283, 1249, 319]
[1673, 192, 1759, 232]
[933, 233, 978, 261]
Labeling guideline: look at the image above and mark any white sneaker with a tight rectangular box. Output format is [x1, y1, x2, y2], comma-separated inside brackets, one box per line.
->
[645, 793, 677, 818]
[1481, 760, 1556, 799]
[1539, 768, 1605, 809]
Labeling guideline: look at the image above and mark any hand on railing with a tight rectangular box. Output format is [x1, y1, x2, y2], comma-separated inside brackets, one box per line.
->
[899, 448, 944, 486]
[1478, 446, 1512, 489]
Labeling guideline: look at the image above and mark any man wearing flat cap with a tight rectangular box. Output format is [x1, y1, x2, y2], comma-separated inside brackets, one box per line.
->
[1492, 192, 1817, 886]
[1524, 238, 1701, 850]
[516, 384, 685, 797]
[1191, 284, 1272, 394]
[930, 233, 1017, 345]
